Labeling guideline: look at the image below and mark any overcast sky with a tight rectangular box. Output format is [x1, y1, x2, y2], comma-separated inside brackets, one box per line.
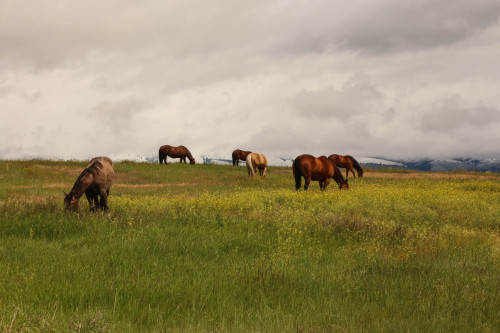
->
[1, 0, 500, 162]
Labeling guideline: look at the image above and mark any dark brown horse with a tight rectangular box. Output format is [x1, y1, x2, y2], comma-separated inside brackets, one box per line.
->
[293, 154, 348, 191]
[232, 149, 252, 166]
[159, 145, 195, 165]
[328, 154, 363, 178]
[64, 156, 114, 211]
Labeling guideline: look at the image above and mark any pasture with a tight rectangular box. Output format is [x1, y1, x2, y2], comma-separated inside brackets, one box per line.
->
[0, 160, 499, 332]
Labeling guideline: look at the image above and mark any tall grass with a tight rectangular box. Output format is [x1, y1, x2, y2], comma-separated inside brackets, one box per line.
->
[0, 160, 499, 332]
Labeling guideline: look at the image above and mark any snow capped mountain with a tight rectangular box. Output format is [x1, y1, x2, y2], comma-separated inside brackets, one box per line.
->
[17, 153, 499, 172]
[357, 157, 405, 167]
[174, 155, 500, 172]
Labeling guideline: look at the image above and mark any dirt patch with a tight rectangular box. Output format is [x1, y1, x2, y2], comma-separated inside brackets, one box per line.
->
[114, 182, 190, 188]
[32, 164, 82, 176]
[11, 183, 68, 189]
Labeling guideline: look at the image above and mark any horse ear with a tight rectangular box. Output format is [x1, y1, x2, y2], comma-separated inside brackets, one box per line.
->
[63, 191, 68, 196]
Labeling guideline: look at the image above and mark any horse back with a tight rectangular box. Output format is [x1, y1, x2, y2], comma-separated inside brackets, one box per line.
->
[233, 149, 251, 161]
[250, 153, 267, 167]
[258, 153, 268, 167]
[296, 154, 334, 179]
[88, 157, 114, 191]
[159, 145, 171, 156]
[88, 156, 113, 167]
[294, 154, 316, 174]
[316, 156, 335, 177]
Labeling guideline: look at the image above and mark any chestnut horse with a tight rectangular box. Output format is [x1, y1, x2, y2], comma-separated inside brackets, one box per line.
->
[232, 149, 252, 166]
[328, 154, 363, 178]
[246, 153, 268, 177]
[64, 156, 115, 211]
[293, 154, 348, 190]
[159, 145, 195, 164]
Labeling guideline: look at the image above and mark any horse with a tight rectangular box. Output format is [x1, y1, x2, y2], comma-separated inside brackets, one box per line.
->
[293, 154, 348, 191]
[159, 145, 195, 165]
[64, 156, 114, 211]
[232, 149, 252, 166]
[328, 154, 363, 178]
[246, 153, 268, 177]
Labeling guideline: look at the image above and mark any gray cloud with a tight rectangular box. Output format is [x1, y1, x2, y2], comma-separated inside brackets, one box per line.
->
[293, 74, 384, 120]
[93, 96, 151, 135]
[420, 95, 500, 132]
[336, 1, 500, 54]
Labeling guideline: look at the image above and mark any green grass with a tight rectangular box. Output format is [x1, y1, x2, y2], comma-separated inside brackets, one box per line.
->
[0, 160, 499, 332]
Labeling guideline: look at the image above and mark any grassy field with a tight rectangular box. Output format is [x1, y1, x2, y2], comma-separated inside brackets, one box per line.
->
[0, 160, 499, 332]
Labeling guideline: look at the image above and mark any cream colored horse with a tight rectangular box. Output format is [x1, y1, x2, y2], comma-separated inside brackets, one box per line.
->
[246, 153, 268, 177]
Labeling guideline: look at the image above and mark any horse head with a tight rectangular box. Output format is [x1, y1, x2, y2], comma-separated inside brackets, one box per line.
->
[190, 158, 195, 165]
[63, 192, 79, 211]
[339, 178, 349, 190]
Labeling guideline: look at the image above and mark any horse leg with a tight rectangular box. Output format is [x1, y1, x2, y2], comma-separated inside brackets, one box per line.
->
[304, 177, 311, 190]
[92, 193, 99, 211]
[85, 191, 95, 211]
[319, 180, 324, 189]
[345, 169, 349, 178]
[294, 175, 302, 191]
[99, 189, 109, 211]
[349, 167, 356, 178]
[324, 178, 331, 189]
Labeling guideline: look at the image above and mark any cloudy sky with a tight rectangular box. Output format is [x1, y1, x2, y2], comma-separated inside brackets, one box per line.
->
[1, 0, 500, 162]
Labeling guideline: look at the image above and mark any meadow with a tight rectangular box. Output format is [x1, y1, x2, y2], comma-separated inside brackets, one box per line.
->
[0, 160, 499, 332]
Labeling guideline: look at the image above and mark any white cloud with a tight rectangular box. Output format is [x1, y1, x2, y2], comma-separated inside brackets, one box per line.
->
[1, 0, 500, 161]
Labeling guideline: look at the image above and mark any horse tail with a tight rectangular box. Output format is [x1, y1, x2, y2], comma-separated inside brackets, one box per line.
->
[232, 151, 237, 166]
[246, 154, 255, 176]
[159, 146, 167, 164]
[351, 156, 363, 177]
[293, 157, 302, 190]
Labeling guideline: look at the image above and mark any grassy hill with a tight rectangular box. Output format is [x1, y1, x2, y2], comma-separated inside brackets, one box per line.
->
[0, 160, 499, 332]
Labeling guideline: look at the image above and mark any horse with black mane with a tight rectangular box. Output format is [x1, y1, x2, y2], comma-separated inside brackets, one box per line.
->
[246, 152, 268, 177]
[293, 154, 348, 191]
[328, 154, 363, 178]
[159, 145, 195, 165]
[64, 156, 115, 211]
[232, 149, 252, 166]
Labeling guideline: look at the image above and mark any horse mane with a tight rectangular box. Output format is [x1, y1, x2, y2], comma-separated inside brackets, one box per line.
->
[185, 148, 195, 163]
[333, 163, 347, 183]
[70, 161, 103, 197]
[348, 156, 363, 176]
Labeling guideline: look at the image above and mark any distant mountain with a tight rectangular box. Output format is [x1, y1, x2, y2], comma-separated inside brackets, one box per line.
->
[108, 154, 500, 172]
[359, 157, 500, 172]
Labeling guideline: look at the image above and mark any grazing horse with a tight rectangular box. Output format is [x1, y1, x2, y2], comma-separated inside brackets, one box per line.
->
[232, 149, 252, 166]
[328, 154, 363, 178]
[159, 145, 195, 165]
[64, 156, 114, 211]
[246, 153, 268, 177]
[293, 154, 348, 191]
